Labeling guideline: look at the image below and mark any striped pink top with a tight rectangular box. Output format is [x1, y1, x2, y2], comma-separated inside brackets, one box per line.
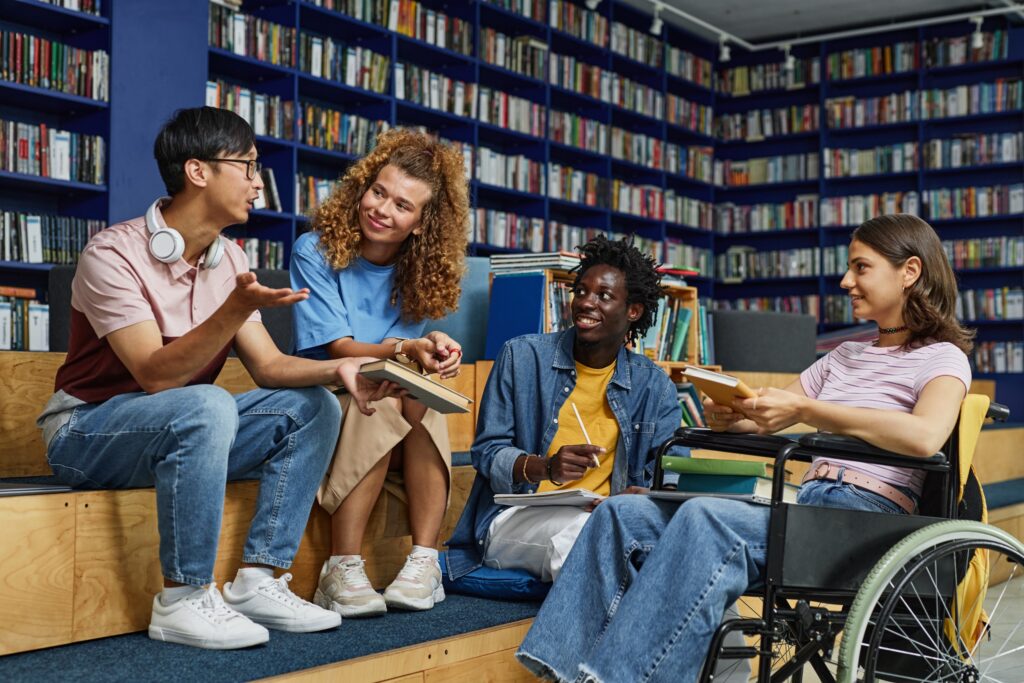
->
[799, 340, 972, 493]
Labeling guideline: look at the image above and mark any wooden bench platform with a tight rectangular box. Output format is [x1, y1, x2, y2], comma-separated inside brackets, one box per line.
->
[0, 351, 478, 656]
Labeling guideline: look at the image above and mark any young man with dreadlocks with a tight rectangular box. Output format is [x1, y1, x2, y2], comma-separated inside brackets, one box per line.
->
[444, 235, 685, 583]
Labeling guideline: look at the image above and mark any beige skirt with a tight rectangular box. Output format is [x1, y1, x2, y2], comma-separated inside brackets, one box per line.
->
[317, 394, 452, 515]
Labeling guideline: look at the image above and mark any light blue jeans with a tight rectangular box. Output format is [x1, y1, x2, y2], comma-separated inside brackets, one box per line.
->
[516, 475, 912, 683]
[46, 385, 341, 586]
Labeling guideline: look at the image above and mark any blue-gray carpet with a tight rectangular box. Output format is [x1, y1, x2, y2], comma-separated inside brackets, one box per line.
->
[0, 595, 540, 682]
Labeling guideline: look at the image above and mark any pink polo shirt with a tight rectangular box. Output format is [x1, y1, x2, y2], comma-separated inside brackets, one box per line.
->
[52, 202, 260, 404]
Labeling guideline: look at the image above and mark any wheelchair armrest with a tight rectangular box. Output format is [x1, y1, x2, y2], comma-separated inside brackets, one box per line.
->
[668, 427, 797, 458]
[796, 433, 947, 471]
[988, 402, 1010, 423]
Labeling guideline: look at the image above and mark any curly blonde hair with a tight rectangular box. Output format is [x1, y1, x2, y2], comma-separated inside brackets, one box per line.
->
[311, 128, 469, 322]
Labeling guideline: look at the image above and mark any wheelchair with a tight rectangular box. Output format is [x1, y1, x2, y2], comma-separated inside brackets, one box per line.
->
[652, 394, 1024, 683]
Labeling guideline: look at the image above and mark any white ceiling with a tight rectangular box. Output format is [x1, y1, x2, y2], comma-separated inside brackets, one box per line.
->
[618, 0, 1017, 43]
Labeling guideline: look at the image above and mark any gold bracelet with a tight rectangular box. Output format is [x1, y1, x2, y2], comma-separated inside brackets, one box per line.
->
[521, 455, 535, 484]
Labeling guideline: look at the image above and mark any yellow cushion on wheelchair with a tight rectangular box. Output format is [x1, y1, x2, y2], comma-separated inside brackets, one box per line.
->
[958, 394, 989, 503]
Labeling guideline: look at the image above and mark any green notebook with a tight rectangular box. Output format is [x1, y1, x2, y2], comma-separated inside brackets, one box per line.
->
[660, 456, 770, 478]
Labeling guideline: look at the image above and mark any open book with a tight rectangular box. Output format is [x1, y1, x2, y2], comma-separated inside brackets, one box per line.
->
[682, 365, 758, 407]
[494, 489, 604, 508]
[358, 359, 472, 414]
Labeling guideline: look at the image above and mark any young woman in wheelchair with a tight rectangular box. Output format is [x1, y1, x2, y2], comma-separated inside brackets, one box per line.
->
[514, 213, 975, 683]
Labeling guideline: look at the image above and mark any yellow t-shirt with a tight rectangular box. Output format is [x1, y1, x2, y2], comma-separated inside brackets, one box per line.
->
[537, 360, 620, 496]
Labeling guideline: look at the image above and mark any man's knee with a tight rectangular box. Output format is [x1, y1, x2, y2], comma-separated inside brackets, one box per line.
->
[166, 385, 239, 435]
[295, 385, 343, 428]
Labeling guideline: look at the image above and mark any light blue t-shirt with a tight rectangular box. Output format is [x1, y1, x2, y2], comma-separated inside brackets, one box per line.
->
[290, 231, 425, 360]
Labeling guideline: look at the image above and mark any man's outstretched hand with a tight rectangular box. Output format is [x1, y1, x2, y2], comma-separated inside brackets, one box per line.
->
[230, 272, 310, 311]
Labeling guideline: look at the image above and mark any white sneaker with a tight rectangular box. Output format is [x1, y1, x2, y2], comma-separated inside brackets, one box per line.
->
[383, 553, 445, 611]
[148, 584, 269, 650]
[315, 558, 387, 618]
[223, 572, 342, 633]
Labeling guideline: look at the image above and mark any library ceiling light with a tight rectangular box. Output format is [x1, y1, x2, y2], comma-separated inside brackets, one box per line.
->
[971, 16, 985, 49]
[585, 0, 601, 10]
[652, 2, 1024, 57]
[650, 2, 664, 35]
[719, 37, 731, 63]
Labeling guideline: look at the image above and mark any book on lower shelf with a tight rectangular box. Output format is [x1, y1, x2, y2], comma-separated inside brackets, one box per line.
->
[357, 359, 471, 414]
[494, 488, 604, 508]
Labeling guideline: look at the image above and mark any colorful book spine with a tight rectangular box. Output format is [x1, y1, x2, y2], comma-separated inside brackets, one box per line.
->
[714, 197, 819, 234]
[549, 0, 608, 47]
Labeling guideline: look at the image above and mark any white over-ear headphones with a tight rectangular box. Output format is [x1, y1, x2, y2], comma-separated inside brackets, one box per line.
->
[144, 196, 224, 269]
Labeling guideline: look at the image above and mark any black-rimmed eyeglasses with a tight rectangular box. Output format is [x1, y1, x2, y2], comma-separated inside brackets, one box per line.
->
[205, 158, 262, 180]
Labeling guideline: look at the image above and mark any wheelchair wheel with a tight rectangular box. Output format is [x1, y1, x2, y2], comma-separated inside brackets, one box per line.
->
[837, 521, 1024, 682]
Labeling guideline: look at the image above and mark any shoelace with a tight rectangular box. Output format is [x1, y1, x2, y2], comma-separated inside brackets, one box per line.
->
[337, 560, 372, 589]
[257, 572, 305, 608]
[188, 583, 240, 625]
[395, 554, 436, 583]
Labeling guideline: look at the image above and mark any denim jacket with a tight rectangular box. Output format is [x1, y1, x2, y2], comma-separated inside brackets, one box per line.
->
[444, 329, 685, 580]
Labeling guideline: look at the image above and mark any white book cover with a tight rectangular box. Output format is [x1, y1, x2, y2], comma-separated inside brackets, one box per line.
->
[1010, 185, 1024, 214]
[253, 188, 267, 210]
[426, 9, 436, 45]
[395, 63, 405, 99]
[388, 0, 399, 31]
[25, 215, 43, 263]
[49, 125, 71, 179]
[310, 37, 323, 78]
[232, 13, 246, 55]
[205, 81, 219, 107]
[429, 73, 440, 110]
[0, 303, 10, 351]
[27, 303, 48, 352]
[346, 47, 358, 87]
[238, 89, 252, 125]
[437, 14, 447, 49]
[454, 81, 465, 116]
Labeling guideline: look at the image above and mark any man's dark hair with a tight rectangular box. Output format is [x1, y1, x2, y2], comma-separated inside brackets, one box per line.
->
[573, 234, 662, 345]
[153, 106, 255, 195]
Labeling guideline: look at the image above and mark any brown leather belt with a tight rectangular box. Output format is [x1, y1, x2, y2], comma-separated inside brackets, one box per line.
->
[802, 461, 916, 514]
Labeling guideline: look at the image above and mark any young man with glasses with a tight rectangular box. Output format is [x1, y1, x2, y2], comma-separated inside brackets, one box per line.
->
[37, 107, 397, 650]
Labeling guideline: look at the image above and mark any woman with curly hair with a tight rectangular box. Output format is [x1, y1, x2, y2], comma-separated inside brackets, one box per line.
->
[289, 129, 469, 616]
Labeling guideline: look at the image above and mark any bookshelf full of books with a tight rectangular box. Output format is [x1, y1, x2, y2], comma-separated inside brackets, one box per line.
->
[0, 0, 111, 350]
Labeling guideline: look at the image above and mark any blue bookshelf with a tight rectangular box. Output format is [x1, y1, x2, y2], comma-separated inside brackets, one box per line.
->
[0, 0, 110, 293]
[1, 0, 1020, 412]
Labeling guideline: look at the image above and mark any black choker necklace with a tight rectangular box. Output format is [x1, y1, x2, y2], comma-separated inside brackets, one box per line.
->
[878, 325, 908, 334]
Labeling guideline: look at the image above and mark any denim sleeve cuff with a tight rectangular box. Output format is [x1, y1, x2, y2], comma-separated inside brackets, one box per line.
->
[488, 447, 526, 494]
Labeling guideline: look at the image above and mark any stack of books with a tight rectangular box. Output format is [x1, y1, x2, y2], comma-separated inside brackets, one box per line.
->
[489, 251, 580, 275]
[651, 456, 798, 505]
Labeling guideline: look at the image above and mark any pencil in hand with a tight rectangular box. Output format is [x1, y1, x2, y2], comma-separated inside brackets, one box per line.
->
[571, 402, 602, 468]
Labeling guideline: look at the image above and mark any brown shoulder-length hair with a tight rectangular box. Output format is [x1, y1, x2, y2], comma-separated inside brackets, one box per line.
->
[852, 214, 974, 354]
[310, 128, 469, 322]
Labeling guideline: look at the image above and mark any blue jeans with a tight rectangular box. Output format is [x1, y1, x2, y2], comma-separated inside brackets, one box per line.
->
[516, 476, 911, 683]
[46, 385, 341, 586]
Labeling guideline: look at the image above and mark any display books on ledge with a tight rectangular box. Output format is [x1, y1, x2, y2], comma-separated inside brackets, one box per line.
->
[489, 251, 581, 274]
[357, 359, 471, 414]
[494, 488, 604, 508]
